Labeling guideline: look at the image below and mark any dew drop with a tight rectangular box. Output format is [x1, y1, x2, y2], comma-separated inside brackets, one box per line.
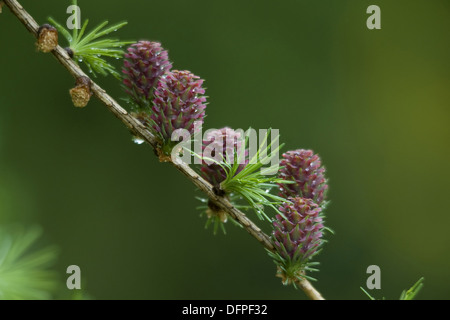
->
[132, 137, 145, 145]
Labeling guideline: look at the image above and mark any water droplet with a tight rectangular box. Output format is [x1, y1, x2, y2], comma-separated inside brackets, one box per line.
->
[78, 59, 83, 63]
[114, 29, 118, 32]
[132, 137, 145, 145]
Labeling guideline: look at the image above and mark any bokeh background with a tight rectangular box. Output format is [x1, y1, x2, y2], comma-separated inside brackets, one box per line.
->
[0, 0, 449, 299]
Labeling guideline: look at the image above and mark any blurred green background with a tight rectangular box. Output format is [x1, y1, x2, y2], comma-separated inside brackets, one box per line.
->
[0, 0, 449, 299]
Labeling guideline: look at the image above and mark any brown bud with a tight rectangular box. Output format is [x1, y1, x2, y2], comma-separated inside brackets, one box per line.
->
[36, 24, 58, 53]
[156, 147, 173, 163]
[69, 76, 92, 108]
[206, 200, 227, 223]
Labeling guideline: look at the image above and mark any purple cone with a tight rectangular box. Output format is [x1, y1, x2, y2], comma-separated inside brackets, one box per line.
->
[122, 41, 172, 108]
[151, 70, 207, 143]
[273, 197, 324, 262]
[278, 149, 328, 205]
[200, 127, 248, 187]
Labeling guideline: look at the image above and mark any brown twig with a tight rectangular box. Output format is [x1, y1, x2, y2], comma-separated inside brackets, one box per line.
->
[2, 0, 324, 300]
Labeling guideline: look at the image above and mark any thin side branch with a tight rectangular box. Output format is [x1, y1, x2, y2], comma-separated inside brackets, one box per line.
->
[3, 0, 324, 300]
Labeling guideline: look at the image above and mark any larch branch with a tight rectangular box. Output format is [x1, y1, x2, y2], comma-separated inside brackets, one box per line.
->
[2, 0, 324, 300]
